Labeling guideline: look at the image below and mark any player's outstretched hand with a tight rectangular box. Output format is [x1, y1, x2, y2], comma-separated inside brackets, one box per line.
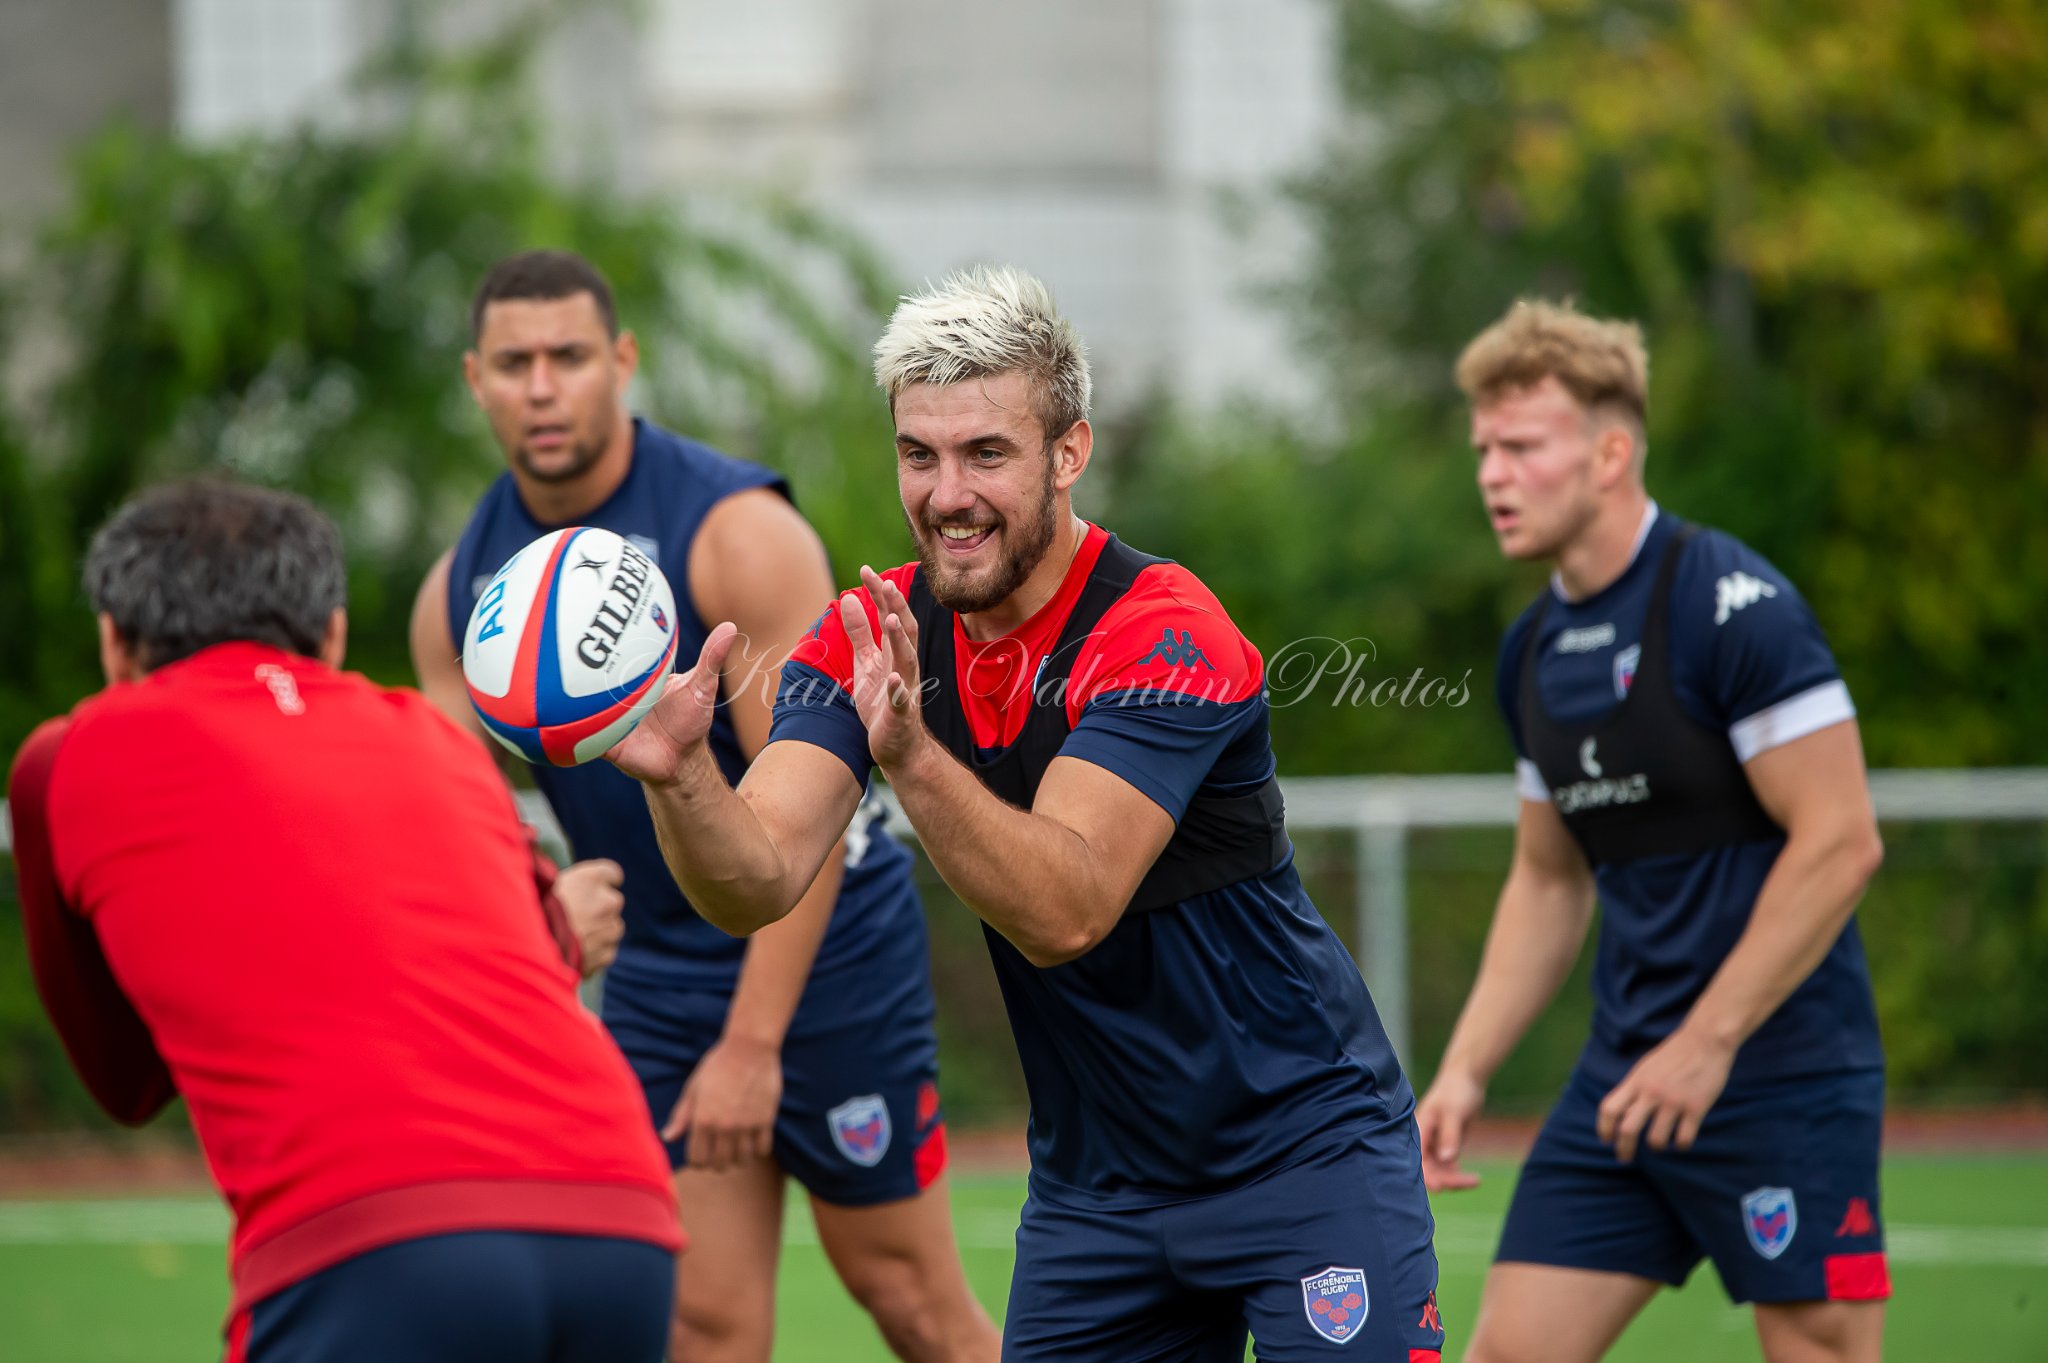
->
[606, 621, 741, 783]
[1416, 1070, 1486, 1192]
[842, 567, 927, 771]
[1596, 1025, 1736, 1163]
[553, 858, 625, 977]
[660, 1034, 783, 1172]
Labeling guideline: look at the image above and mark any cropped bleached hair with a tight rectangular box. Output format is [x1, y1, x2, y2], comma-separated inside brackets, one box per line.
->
[1456, 299, 1649, 437]
[873, 265, 1091, 442]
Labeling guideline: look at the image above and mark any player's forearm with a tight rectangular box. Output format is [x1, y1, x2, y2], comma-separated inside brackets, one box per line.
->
[1439, 868, 1595, 1086]
[641, 742, 805, 935]
[887, 734, 1114, 967]
[1680, 820, 1884, 1051]
[721, 837, 848, 1047]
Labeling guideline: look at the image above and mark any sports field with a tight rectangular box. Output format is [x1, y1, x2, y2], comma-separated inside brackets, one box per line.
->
[3, 1153, 2041, 1361]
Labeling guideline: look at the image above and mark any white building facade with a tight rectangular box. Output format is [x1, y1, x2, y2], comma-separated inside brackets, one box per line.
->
[165, 0, 1336, 412]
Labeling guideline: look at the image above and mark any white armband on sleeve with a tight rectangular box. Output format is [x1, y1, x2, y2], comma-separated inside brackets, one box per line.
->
[1515, 758, 1550, 802]
[1728, 680, 1856, 763]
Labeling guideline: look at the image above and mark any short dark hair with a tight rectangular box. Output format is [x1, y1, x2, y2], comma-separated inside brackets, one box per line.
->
[84, 480, 348, 671]
[470, 249, 620, 342]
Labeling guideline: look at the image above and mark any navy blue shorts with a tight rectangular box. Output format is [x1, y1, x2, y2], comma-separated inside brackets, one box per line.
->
[1498, 1065, 1890, 1304]
[1003, 1123, 1446, 1362]
[603, 960, 946, 1207]
[231, 1231, 674, 1362]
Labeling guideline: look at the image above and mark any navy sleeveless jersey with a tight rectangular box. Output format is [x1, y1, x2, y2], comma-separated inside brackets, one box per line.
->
[771, 527, 1413, 1204]
[1496, 504, 1882, 1085]
[447, 419, 919, 988]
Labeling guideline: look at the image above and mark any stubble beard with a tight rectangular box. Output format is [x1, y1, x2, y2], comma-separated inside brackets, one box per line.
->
[912, 463, 1060, 615]
[512, 409, 613, 486]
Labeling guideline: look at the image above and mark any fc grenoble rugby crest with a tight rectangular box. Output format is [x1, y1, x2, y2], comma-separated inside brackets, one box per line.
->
[1613, 643, 1641, 699]
[1742, 1186, 1798, 1260]
[1300, 1265, 1368, 1344]
[827, 1094, 891, 1167]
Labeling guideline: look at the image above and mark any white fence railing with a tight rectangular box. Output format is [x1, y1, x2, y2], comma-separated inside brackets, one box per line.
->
[9, 768, 2048, 1061]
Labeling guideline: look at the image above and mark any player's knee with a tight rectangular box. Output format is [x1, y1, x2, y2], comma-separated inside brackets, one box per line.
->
[1756, 1299, 1883, 1363]
[668, 1289, 772, 1363]
[1463, 1339, 1557, 1363]
[1461, 1318, 1553, 1363]
[842, 1259, 954, 1359]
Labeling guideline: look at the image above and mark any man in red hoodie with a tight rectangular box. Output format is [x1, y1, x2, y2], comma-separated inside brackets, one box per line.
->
[8, 479, 683, 1362]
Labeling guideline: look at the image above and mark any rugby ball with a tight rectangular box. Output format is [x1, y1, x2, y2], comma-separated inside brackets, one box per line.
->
[462, 527, 680, 766]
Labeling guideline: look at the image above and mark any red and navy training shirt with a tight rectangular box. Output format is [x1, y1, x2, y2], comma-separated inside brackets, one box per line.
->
[771, 525, 1413, 1204]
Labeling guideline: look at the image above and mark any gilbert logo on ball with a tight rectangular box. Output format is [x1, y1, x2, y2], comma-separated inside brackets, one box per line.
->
[462, 527, 680, 766]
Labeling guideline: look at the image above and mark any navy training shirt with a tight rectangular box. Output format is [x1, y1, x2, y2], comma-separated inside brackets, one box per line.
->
[772, 528, 1413, 1204]
[446, 418, 921, 990]
[1497, 503, 1883, 1085]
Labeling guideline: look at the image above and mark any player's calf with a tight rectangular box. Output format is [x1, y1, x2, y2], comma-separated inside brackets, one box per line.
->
[813, 1184, 999, 1363]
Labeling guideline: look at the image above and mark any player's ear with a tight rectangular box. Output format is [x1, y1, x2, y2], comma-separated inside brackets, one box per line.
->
[614, 329, 640, 389]
[1050, 418, 1092, 493]
[462, 349, 484, 405]
[97, 613, 143, 685]
[1596, 421, 1637, 490]
[319, 608, 349, 669]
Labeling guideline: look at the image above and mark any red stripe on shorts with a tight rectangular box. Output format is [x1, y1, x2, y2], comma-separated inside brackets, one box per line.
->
[224, 1307, 252, 1363]
[1825, 1251, 1892, 1301]
[1409, 1350, 1443, 1362]
[914, 1121, 949, 1190]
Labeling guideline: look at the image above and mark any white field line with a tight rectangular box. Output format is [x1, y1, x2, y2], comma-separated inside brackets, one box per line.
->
[3, 1202, 2045, 1268]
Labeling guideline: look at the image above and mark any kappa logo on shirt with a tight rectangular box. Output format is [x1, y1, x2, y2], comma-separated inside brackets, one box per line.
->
[1139, 627, 1213, 671]
[1713, 571, 1778, 625]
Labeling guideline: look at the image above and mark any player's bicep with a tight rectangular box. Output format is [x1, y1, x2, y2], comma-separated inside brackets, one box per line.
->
[1033, 755, 1178, 911]
[736, 739, 868, 892]
[1742, 717, 1873, 840]
[1510, 795, 1594, 899]
[410, 549, 482, 738]
[690, 489, 837, 761]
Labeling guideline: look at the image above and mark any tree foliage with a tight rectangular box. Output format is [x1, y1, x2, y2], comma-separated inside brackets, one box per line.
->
[0, 8, 917, 1128]
[1255, 0, 2048, 1099]
[1299, 0, 2048, 767]
[0, 6, 904, 761]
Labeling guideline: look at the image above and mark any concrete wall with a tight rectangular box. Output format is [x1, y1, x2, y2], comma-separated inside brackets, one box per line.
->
[0, 0, 173, 227]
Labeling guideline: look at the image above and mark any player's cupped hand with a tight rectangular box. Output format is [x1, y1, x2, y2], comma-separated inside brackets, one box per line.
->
[1596, 1025, 1736, 1163]
[553, 858, 626, 977]
[662, 1033, 783, 1172]
[606, 620, 741, 783]
[1415, 1070, 1486, 1192]
[842, 567, 927, 771]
